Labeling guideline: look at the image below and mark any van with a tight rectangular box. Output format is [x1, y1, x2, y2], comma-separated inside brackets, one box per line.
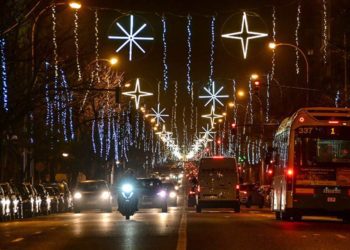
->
[196, 157, 240, 213]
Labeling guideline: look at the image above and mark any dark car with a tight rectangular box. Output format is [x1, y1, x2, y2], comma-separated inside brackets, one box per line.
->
[24, 183, 42, 215]
[138, 178, 168, 212]
[45, 186, 60, 213]
[17, 183, 35, 218]
[0, 182, 22, 220]
[162, 182, 178, 206]
[239, 183, 264, 208]
[56, 182, 73, 212]
[73, 180, 113, 213]
[35, 184, 51, 215]
[0, 186, 11, 221]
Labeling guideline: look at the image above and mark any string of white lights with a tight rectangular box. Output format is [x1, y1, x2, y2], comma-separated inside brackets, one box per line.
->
[335, 90, 340, 107]
[266, 74, 270, 123]
[209, 16, 215, 83]
[92, 120, 96, 154]
[186, 15, 192, 94]
[232, 80, 237, 123]
[0, 38, 9, 112]
[51, 4, 59, 117]
[322, 0, 328, 65]
[94, 10, 100, 83]
[98, 109, 105, 157]
[161, 15, 169, 91]
[295, 2, 301, 75]
[191, 84, 194, 129]
[271, 6, 276, 81]
[249, 80, 253, 124]
[73, 9, 82, 81]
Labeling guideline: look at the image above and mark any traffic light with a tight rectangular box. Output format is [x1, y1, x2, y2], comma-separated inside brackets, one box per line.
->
[231, 123, 237, 135]
[115, 86, 121, 103]
[253, 80, 261, 94]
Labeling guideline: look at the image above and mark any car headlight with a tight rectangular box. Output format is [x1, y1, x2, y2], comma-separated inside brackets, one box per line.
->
[174, 185, 179, 191]
[101, 191, 110, 199]
[157, 190, 166, 198]
[121, 184, 133, 193]
[74, 192, 82, 199]
[169, 191, 177, 199]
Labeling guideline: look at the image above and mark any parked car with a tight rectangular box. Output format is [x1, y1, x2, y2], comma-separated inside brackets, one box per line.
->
[0, 182, 22, 220]
[258, 185, 272, 208]
[55, 182, 73, 212]
[24, 183, 42, 215]
[0, 185, 11, 221]
[17, 183, 35, 218]
[138, 178, 168, 213]
[239, 183, 264, 208]
[35, 184, 51, 215]
[73, 180, 113, 213]
[44, 186, 60, 213]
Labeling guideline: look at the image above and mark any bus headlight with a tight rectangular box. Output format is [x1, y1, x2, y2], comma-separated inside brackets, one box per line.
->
[74, 192, 82, 199]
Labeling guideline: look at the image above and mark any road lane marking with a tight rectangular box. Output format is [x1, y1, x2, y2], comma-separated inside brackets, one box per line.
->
[11, 238, 24, 243]
[312, 234, 320, 236]
[50, 227, 56, 230]
[176, 208, 187, 250]
[336, 234, 347, 239]
[34, 231, 42, 235]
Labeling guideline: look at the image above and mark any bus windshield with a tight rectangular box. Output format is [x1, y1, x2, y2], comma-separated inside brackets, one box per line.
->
[294, 126, 350, 186]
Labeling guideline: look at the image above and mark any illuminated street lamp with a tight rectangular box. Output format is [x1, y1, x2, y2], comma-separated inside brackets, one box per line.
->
[109, 57, 118, 65]
[250, 73, 259, 80]
[268, 42, 309, 104]
[228, 102, 235, 108]
[237, 90, 245, 98]
[69, 1, 82, 9]
[62, 153, 69, 158]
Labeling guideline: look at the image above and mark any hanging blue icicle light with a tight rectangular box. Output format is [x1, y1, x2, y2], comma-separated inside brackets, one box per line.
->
[161, 15, 169, 91]
[0, 38, 9, 112]
[186, 15, 192, 94]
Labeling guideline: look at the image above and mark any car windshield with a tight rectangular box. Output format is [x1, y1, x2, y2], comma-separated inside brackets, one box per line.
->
[139, 179, 162, 189]
[77, 181, 108, 192]
[35, 185, 46, 195]
[45, 187, 56, 196]
[162, 183, 175, 190]
[18, 184, 30, 196]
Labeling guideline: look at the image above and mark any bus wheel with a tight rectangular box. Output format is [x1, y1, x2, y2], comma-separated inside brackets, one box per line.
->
[196, 205, 202, 213]
[343, 216, 350, 224]
[293, 215, 302, 221]
[281, 211, 291, 221]
[275, 212, 281, 220]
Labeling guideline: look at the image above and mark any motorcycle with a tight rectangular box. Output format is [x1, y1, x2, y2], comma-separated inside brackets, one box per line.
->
[117, 183, 138, 220]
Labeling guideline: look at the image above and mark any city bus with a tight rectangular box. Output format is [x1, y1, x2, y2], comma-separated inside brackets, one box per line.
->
[271, 107, 350, 222]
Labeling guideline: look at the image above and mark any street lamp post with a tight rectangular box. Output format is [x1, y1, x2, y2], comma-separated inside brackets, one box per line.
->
[269, 42, 310, 105]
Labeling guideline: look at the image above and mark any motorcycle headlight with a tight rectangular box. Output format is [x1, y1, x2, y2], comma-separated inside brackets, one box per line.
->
[157, 190, 166, 198]
[121, 184, 133, 193]
[74, 192, 82, 199]
[101, 191, 110, 199]
[169, 191, 177, 199]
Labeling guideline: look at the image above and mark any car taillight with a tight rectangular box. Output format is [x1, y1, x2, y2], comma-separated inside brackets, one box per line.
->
[197, 185, 200, 193]
[236, 184, 240, 190]
[287, 168, 294, 177]
[295, 188, 314, 195]
[189, 191, 196, 195]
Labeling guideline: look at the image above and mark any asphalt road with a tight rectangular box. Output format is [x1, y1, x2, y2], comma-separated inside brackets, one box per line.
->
[1, 205, 350, 250]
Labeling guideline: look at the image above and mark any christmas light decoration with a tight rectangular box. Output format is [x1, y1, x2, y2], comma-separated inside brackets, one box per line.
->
[201, 106, 223, 128]
[92, 120, 96, 154]
[266, 74, 270, 123]
[149, 103, 169, 125]
[248, 81, 253, 124]
[295, 2, 301, 75]
[122, 78, 153, 109]
[271, 6, 276, 81]
[186, 15, 192, 93]
[200, 124, 216, 139]
[73, 9, 82, 81]
[322, 0, 328, 64]
[209, 16, 215, 83]
[0, 38, 9, 111]
[94, 10, 100, 84]
[98, 109, 105, 157]
[199, 81, 229, 110]
[161, 15, 169, 90]
[108, 15, 154, 61]
[232, 80, 237, 123]
[221, 12, 268, 59]
[335, 90, 340, 107]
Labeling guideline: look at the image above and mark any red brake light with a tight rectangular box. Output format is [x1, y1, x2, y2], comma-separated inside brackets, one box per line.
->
[287, 169, 293, 177]
[299, 117, 305, 123]
[328, 120, 339, 124]
[231, 123, 236, 129]
[236, 184, 240, 190]
[197, 185, 200, 193]
[213, 156, 224, 159]
[268, 169, 273, 175]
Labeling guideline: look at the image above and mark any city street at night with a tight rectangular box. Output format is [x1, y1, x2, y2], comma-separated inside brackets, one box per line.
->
[1, 201, 350, 250]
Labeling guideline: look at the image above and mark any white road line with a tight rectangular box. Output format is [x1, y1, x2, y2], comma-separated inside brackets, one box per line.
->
[49, 227, 56, 230]
[176, 208, 187, 250]
[312, 234, 320, 236]
[336, 234, 347, 239]
[11, 238, 24, 243]
[34, 231, 42, 235]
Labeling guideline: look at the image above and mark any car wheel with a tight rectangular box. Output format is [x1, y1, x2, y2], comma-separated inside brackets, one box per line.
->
[196, 205, 202, 213]
[74, 208, 80, 213]
[161, 206, 168, 213]
[234, 205, 240, 213]
[125, 214, 130, 220]
[275, 211, 281, 220]
[293, 215, 302, 221]
[281, 211, 291, 221]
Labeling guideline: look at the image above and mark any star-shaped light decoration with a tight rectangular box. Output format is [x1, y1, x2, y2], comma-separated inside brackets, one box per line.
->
[199, 81, 228, 110]
[122, 78, 153, 109]
[108, 15, 154, 61]
[200, 124, 216, 139]
[149, 103, 169, 125]
[221, 12, 268, 59]
[201, 106, 223, 128]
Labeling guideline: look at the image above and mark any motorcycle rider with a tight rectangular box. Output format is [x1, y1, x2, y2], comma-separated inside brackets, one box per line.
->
[117, 168, 139, 212]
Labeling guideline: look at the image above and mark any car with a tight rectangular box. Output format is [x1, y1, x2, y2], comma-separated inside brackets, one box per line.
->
[73, 180, 113, 213]
[0, 182, 22, 220]
[35, 184, 52, 215]
[138, 178, 168, 212]
[44, 186, 60, 213]
[24, 183, 42, 215]
[239, 183, 264, 208]
[57, 182, 73, 212]
[0, 185, 11, 221]
[17, 183, 35, 218]
[162, 182, 178, 206]
[258, 185, 272, 208]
